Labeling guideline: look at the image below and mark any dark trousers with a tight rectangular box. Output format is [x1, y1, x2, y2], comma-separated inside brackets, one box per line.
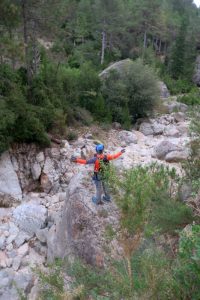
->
[93, 173, 110, 203]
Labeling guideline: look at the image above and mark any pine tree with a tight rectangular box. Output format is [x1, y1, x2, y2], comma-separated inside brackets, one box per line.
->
[169, 20, 187, 79]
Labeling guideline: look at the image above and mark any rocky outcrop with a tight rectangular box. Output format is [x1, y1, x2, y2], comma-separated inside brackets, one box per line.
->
[99, 59, 133, 78]
[138, 112, 189, 139]
[0, 152, 22, 207]
[158, 81, 170, 98]
[47, 171, 120, 266]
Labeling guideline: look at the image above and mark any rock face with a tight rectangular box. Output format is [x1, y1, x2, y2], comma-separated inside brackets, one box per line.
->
[47, 171, 120, 266]
[158, 81, 170, 98]
[193, 55, 200, 86]
[0, 152, 22, 206]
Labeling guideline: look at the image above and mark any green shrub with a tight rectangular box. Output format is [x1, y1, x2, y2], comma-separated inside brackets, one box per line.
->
[173, 224, 200, 300]
[68, 259, 135, 299]
[163, 75, 193, 95]
[134, 247, 175, 299]
[36, 259, 84, 300]
[182, 106, 200, 193]
[108, 164, 193, 235]
[66, 131, 78, 141]
[177, 89, 200, 105]
[101, 59, 160, 124]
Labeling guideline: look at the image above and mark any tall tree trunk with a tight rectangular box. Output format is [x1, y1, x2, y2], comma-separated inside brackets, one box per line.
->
[143, 31, 147, 49]
[9, 29, 16, 70]
[22, 0, 31, 83]
[101, 30, 106, 65]
[163, 42, 167, 55]
[31, 20, 40, 76]
[159, 39, 162, 53]
[142, 31, 147, 58]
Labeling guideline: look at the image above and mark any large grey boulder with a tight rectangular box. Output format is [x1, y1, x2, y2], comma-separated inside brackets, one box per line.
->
[47, 172, 98, 264]
[13, 203, 47, 235]
[99, 59, 133, 78]
[153, 141, 179, 160]
[163, 101, 188, 114]
[165, 150, 189, 162]
[118, 130, 137, 145]
[164, 126, 180, 138]
[47, 171, 120, 266]
[139, 122, 154, 136]
[0, 152, 22, 206]
[139, 121, 164, 136]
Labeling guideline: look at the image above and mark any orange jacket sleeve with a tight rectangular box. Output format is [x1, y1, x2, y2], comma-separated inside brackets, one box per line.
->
[76, 158, 87, 164]
[107, 152, 123, 161]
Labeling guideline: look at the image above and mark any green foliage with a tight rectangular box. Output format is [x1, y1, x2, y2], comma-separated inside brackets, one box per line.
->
[104, 224, 116, 241]
[163, 74, 193, 95]
[133, 247, 175, 299]
[174, 224, 200, 300]
[66, 131, 78, 142]
[177, 89, 200, 106]
[182, 107, 200, 194]
[0, 60, 103, 152]
[108, 164, 193, 235]
[0, 64, 51, 152]
[101, 59, 159, 124]
[68, 259, 134, 299]
[36, 258, 65, 300]
[169, 20, 187, 79]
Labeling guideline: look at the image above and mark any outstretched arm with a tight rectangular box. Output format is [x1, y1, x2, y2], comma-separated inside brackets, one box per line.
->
[107, 149, 125, 161]
[71, 156, 97, 164]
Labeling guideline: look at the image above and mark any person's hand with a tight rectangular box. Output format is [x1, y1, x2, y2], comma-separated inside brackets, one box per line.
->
[121, 149, 126, 153]
[70, 155, 77, 162]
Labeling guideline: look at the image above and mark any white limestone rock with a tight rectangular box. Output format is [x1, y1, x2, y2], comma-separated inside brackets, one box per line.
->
[0, 152, 22, 205]
[13, 203, 47, 235]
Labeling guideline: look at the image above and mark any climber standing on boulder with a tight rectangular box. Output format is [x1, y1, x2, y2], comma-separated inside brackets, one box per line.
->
[71, 144, 125, 205]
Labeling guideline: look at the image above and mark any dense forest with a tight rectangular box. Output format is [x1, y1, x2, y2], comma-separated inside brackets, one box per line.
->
[1, 0, 200, 152]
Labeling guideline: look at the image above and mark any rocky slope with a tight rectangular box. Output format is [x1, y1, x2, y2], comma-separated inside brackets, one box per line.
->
[0, 103, 192, 299]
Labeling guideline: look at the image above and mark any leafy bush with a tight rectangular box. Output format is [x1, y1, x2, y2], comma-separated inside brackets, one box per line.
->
[177, 89, 200, 105]
[183, 107, 200, 193]
[101, 59, 160, 124]
[173, 224, 200, 300]
[134, 247, 175, 299]
[108, 164, 193, 235]
[66, 131, 78, 141]
[163, 74, 193, 95]
[36, 259, 83, 300]
[68, 259, 136, 300]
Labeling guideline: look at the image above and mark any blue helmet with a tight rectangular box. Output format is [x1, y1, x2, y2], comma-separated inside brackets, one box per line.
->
[96, 144, 104, 153]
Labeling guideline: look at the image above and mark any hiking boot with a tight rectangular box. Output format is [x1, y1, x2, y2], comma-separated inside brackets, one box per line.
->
[92, 196, 103, 205]
[103, 195, 111, 202]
